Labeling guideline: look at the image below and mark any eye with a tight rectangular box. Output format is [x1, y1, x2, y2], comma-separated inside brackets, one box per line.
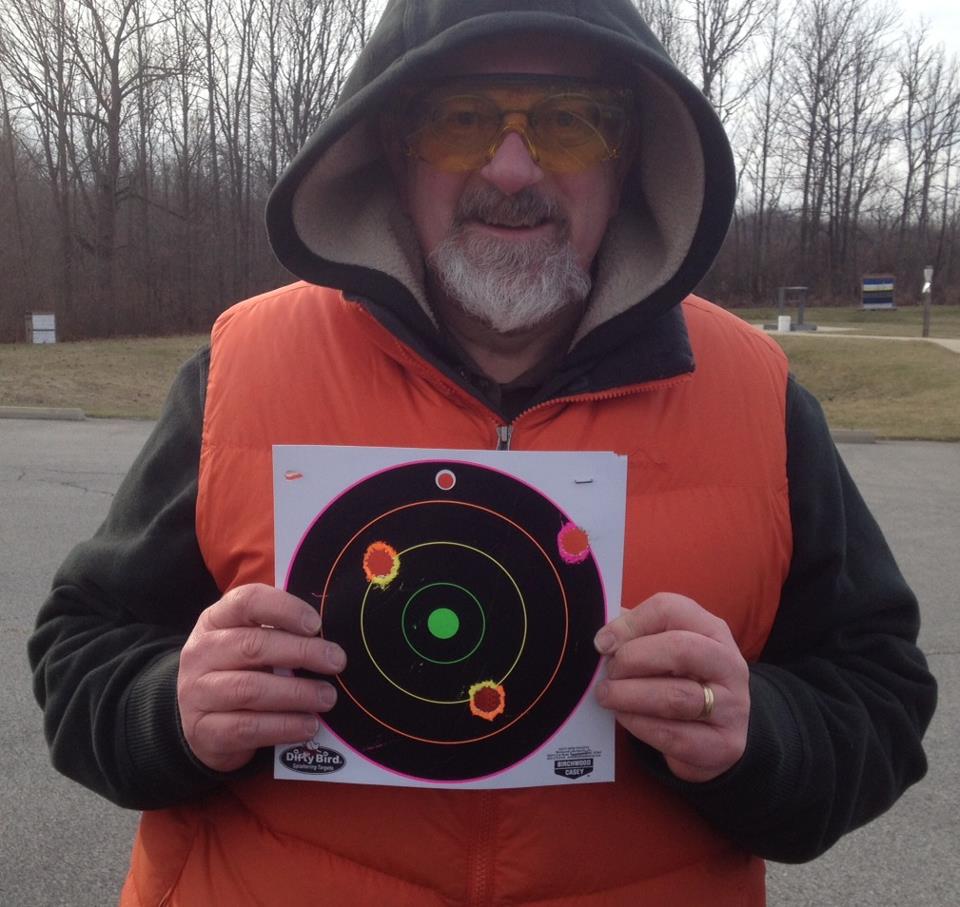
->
[437, 107, 480, 130]
[430, 96, 498, 139]
[533, 97, 600, 145]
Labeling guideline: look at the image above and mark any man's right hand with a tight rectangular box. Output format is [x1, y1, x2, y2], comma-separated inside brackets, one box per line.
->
[177, 583, 346, 772]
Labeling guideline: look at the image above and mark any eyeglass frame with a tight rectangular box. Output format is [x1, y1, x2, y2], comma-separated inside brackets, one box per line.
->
[388, 73, 637, 174]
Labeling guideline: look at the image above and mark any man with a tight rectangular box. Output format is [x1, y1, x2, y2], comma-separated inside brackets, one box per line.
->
[30, 1, 935, 904]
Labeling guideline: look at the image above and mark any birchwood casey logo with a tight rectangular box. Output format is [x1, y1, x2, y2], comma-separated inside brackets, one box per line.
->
[280, 743, 346, 775]
[546, 745, 602, 780]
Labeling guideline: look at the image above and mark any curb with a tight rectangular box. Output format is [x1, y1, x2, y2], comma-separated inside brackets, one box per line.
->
[831, 428, 877, 444]
[0, 405, 881, 441]
[0, 405, 86, 421]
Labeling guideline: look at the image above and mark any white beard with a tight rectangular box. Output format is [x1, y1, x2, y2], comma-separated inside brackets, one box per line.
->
[427, 189, 592, 334]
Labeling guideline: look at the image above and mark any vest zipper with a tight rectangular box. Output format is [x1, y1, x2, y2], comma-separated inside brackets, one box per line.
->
[492, 377, 691, 450]
[518, 376, 692, 417]
[467, 790, 497, 906]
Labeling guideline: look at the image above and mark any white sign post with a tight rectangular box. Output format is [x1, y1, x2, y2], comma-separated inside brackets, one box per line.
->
[922, 266, 934, 338]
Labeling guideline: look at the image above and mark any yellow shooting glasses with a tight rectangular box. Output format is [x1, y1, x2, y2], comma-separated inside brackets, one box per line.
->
[400, 74, 635, 174]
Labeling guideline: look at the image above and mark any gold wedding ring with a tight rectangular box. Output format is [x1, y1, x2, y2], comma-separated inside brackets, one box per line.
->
[698, 683, 716, 721]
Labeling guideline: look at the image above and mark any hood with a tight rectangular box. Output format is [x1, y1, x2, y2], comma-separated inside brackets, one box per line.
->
[265, 0, 735, 364]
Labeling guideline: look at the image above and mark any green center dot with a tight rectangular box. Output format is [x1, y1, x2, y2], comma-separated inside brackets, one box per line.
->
[427, 607, 460, 639]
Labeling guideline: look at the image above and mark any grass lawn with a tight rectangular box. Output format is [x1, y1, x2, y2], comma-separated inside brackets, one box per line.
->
[0, 335, 208, 419]
[772, 335, 960, 441]
[1, 321, 958, 439]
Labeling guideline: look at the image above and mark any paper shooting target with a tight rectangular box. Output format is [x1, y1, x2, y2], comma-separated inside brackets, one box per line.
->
[285, 459, 606, 782]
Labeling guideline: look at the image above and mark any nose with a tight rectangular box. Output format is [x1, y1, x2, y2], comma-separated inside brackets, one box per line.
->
[479, 130, 544, 196]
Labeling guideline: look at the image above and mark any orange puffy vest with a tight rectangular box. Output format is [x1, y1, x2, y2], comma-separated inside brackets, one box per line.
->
[121, 283, 791, 906]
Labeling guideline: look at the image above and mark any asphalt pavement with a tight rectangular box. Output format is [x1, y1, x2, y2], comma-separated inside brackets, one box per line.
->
[1, 418, 957, 906]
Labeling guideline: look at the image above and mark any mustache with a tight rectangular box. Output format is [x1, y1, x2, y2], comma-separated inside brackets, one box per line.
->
[454, 187, 566, 229]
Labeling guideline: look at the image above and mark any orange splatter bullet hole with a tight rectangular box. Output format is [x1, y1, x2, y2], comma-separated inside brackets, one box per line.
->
[468, 680, 506, 721]
[363, 541, 400, 588]
[557, 522, 591, 564]
[284, 470, 304, 480]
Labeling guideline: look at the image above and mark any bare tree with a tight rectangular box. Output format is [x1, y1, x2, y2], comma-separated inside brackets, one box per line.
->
[208, 0, 259, 299]
[785, 0, 857, 281]
[0, 0, 79, 329]
[634, 0, 695, 75]
[196, 0, 225, 306]
[64, 0, 172, 333]
[813, 7, 896, 293]
[936, 149, 960, 287]
[127, 0, 168, 319]
[896, 25, 960, 282]
[689, 0, 772, 121]
[3, 0, 960, 338]
[933, 137, 960, 284]
[257, 0, 372, 175]
[0, 70, 32, 339]
[161, 0, 205, 323]
[739, 0, 793, 300]
[0, 71, 29, 272]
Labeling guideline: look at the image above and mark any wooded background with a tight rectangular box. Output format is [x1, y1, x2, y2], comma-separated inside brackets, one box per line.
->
[1, 0, 958, 341]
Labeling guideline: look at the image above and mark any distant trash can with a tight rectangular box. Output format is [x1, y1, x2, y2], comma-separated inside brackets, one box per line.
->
[24, 312, 56, 343]
[861, 274, 896, 309]
[763, 286, 816, 332]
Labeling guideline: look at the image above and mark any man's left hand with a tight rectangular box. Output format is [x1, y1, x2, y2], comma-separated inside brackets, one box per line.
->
[593, 592, 750, 783]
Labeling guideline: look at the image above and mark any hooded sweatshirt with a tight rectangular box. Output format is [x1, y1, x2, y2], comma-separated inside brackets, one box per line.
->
[264, 0, 736, 402]
[29, 1, 935, 905]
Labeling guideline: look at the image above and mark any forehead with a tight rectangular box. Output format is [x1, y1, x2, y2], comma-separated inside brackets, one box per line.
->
[420, 74, 615, 109]
[436, 33, 601, 81]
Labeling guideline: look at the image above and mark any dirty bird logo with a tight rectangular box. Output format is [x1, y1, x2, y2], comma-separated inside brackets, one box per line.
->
[280, 744, 345, 775]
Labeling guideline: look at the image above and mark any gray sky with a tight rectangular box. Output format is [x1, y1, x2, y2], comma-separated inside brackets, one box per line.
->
[906, 0, 960, 53]
[360, 2, 960, 60]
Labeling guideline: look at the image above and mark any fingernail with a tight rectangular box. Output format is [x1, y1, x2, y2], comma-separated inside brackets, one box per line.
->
[302, 610, 322, 635]
[595, 680, 609, 701]
[318, 686, 337, 710]
[594, 630, 615, 654]
[328, 645, 347, 673]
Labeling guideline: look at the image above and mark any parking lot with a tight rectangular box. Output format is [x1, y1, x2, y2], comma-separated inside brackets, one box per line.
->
[1, 417, 957, 905]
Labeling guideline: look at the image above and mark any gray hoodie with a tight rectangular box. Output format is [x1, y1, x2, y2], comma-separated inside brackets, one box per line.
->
[265, 0, 735, 385]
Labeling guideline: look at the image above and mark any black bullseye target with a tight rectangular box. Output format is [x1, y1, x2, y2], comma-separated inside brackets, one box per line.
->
[285, 459, 605, 781]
